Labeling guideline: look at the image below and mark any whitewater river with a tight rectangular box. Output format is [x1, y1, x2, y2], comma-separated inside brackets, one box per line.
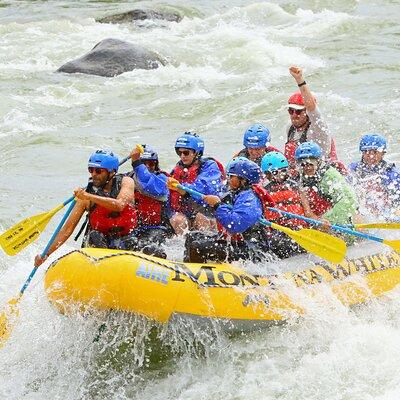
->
[1, 0, 400, 398]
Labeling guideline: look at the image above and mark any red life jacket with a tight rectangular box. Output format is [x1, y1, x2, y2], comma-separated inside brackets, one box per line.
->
[304, 186, 332, 217]
[88, 175, 138, 237]
[285, 124, 339, 167]
[263, 182, 308, 229]
[135, 171, 169, 226]
[169, 157, 224, 213]
[251, 184, 275, 214]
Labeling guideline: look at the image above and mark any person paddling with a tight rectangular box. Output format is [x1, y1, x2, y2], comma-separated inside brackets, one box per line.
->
[261, 151, 311, 258]
[285, 66, 340, 170]
[184, 158, 274, 263]
[234, 123, 279, 167]
[167, 132, 224, 234]
[348, 134, 400, 218]
[34, 149, 137, 267]
[295, 142, 358, 229]
[127, 144, 171, 258]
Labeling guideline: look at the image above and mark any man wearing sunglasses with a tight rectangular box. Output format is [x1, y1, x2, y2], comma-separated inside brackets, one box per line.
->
[167, 132, 224, 234]
[295, 142, 358, 231]
[127, 144, 171, 258]
[348, 134, 400, 218]
[234, 123, 280, 167]
[34, 149, 138, 267]
[285, 66, 339, 170]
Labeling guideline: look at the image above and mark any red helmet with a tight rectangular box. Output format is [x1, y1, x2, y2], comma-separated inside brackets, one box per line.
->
[288, 92, 305, 110]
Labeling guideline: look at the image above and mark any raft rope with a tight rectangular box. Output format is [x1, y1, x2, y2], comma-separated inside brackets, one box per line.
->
[48, 249, 262, 289]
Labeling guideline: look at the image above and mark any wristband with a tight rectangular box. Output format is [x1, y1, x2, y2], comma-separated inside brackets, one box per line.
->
[298, 81, 306, 87]
[212, 202, 222, 211]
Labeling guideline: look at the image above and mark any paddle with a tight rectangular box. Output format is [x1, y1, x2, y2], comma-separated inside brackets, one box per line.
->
[268, 207, 400, 253]
[0, 199, 76, 348]
[0, 196, 75, 256]
[346, 222, 400, 230]
[0, 151, 137, 257]
[175, 184, 347, 263]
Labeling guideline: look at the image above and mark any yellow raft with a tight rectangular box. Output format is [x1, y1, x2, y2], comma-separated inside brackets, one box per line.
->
[44, 246, 400, 331]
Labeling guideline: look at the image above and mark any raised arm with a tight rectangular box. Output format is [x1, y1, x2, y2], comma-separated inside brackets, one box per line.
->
[289, 66, 316, 112]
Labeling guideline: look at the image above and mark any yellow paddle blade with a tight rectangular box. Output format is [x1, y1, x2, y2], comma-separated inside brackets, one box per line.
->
[355, 223, 400, 230]
[382, 239, 400, 253]
[0, 203, 65, 256]
[0, 296, 20, 348]
[271, 223, 347, 264]
[136, 144, 144, 153]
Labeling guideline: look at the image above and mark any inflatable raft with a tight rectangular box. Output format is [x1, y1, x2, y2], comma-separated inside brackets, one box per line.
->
[44, 246, 400, 331]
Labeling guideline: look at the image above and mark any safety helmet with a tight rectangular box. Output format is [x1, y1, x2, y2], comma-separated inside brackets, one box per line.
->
[243, 124, 271, 148]
[359, 134, 387, 152]
[225, 156, 247, 173]
[140, 144, 158, 161]
[261, 151, 289, 173]
[288, 92, 306, 110]
[227, 158, 262, 185]
[175, 132, 204, 155]
[88, 149, 119, 173]
[294, 142, 322, 160]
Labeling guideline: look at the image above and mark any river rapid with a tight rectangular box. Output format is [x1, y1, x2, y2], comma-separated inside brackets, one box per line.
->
[1, 1, 400, 399]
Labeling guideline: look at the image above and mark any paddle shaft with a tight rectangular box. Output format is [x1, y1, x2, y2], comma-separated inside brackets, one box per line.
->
[177, 185, 307, 230]
[19, 199, 76, 296]
[268, 207, 386, 244]
[176, 184, 204, 199]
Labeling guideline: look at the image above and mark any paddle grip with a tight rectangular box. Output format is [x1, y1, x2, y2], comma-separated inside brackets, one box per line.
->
[119, 155, 131, 166]
[268, 207, 384, 244]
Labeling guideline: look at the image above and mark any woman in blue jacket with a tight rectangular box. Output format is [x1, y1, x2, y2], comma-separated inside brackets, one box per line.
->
[184, 158, 273, 263]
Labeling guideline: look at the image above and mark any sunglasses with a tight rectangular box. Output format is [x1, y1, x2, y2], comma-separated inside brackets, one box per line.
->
[88, 167, 107, 174]
[298, 161, 317, 167]
[288, 108, 305, 115]
[176, 150, 191, 156]
[269, 168, 288, 176]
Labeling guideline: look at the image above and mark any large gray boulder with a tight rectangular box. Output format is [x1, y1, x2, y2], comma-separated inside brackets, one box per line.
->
[57, 38, 165, 77]
[96, 9, 182, 24]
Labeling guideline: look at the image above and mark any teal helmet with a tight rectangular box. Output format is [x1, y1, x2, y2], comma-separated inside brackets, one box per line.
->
[261, 151, 289, 173]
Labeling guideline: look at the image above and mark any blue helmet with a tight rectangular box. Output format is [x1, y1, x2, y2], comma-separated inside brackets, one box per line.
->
[88, 149, 119, 172]
[261, 151, 289, 173]
[227, 158, 262, 184]
[243, 124, 271, 148]
[140, 144, 158, 161]
[225, 156, 248, 173]
[294, 142, 322, 160]
[175, 132, 204, 155]
[359, 134, 387, 152]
